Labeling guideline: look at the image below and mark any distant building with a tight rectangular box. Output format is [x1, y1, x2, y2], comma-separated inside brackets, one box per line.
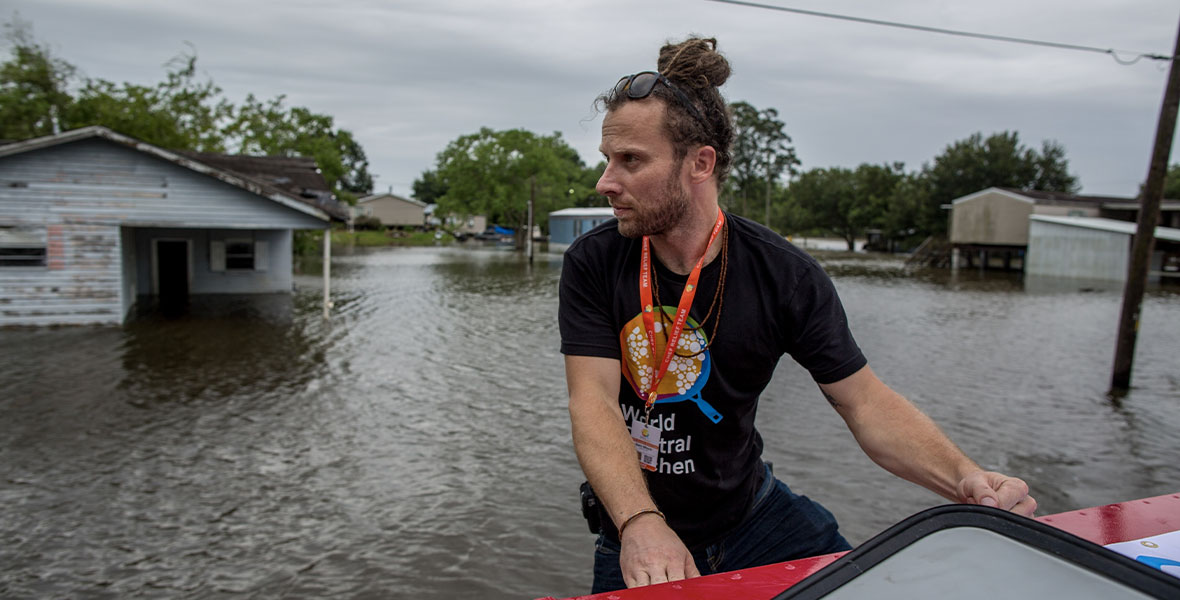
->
[948, 187, 1180, 272]
[0, 126, 347, 326]
[355, 192, 426, 227]
[548, 207, 614, 250]
[423, 204, 487, 236]
[453, 213, 487, 236]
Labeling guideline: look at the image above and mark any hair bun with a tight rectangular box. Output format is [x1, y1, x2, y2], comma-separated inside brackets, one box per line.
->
[657, 36, 731, 90]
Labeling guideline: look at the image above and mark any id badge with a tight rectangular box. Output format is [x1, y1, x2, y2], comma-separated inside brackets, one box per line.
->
[630, 418, 661, 472]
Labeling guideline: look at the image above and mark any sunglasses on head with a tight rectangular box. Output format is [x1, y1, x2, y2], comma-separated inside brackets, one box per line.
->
[614, 71, 707, 124]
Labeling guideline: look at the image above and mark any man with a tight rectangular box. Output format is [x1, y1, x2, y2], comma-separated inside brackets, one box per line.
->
[558, 37, 1035, 593]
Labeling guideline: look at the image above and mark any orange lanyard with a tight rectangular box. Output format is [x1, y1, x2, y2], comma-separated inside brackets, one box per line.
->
[639, 210, 726, 411]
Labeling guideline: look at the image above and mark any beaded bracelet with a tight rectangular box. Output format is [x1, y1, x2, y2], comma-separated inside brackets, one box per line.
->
[617, 508, 666, 539]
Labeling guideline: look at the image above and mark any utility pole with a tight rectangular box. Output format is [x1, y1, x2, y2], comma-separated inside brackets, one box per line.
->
[322, 228, 332, 319]
[527, 175, 536, 264]
[764, 147, 772, 227]
[1110, 18, 1180, 394]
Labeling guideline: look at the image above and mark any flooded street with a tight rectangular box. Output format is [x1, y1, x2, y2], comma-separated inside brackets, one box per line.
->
[2, 244, 1178, 599]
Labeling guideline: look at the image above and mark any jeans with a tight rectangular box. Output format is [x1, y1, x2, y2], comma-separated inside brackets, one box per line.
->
[591, 463, 851, 594]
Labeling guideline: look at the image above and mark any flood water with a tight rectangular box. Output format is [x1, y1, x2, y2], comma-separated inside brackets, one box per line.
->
[2, 243, 1178, 599]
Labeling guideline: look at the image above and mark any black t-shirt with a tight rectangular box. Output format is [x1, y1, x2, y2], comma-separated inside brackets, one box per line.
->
[558, 212, 867, 550]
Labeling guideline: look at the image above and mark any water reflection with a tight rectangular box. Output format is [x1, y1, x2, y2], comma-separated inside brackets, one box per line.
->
[121, 295, 323, 407]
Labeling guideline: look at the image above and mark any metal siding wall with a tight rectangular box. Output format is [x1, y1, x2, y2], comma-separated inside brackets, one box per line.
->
[0, 138, 328, 230]
[951, 192, 1033, 246]
[369, 198, 425, 227]
[0, 222, 122, 326]
[550, 216, 575, 245]
[1026, 221, 1130, 281]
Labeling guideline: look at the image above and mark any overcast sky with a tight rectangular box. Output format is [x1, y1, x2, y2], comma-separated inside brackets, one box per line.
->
[6, 0, 1180, 199]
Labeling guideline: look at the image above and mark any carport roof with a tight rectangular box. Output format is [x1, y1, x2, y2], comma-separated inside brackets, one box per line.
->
[549, 207, 615, 217]
[1030, 215, 1180, 242]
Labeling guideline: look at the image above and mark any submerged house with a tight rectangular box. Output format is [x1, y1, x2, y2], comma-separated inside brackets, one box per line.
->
[1026, 215, 1180, 282]
[947, 187, 1180, 274]
[0, 126, 348, 327]
[948, 187, 1108, 270]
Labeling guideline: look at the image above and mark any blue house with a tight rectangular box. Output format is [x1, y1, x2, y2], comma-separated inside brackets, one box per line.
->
[0, 126, 348, 326]
[548, 207, 615, 250]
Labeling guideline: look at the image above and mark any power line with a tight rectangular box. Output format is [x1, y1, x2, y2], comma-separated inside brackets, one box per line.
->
[706, 0, 1174, 65]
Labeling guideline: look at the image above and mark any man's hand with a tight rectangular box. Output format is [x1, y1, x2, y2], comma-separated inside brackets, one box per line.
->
[957, 470, 1037, 517]
[619, 514, 701, 588]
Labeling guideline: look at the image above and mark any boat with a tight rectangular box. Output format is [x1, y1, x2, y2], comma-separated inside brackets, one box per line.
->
[535, 492, 1180, 599]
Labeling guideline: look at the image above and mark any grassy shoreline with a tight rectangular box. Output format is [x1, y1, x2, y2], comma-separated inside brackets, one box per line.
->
[294, 229, 453, 255]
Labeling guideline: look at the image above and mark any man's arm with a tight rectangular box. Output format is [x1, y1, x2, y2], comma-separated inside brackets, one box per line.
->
[565, 354, 701, 587]
[820, 364, 1037, 516]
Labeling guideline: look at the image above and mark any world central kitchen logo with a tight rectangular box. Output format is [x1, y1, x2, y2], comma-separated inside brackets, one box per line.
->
[619, 308, 723, 422]
[617, 308, 720, 476]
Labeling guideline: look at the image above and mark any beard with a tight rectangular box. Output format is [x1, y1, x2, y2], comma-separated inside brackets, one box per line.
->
[614, 165, 692, 239]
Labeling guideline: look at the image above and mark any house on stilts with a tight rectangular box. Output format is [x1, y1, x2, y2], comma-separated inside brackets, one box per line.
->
[945, 187, 1180, 282]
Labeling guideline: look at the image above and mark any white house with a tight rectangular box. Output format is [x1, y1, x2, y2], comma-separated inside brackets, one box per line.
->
[0, 126, 347, 326]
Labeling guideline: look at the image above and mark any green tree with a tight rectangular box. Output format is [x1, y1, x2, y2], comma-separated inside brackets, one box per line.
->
[921, 131, 1079, 234]
[767, 183, 807, 235]
[880, 172, 933, 250]
[1156, 163, 1180, 200]
[412, 169, 449, 204]
[68, 51, 233, 152]
[334, 130, 374, 199]
[790, 167, 856, 249]
[0, 16, 75, 140]
[227, 94, 372, 202]
[431, 127, 588, 235]
[790, 163, 905, 250]
[853, 162, 905, 232]
[1, 16, 374, 204]
[569, 160, 606, 208]
[728, 101, 800, 223]
[1032, 139, 1078, 191]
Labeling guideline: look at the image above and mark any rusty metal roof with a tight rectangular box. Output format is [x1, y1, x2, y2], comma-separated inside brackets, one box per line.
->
[179, 151, 350, 221]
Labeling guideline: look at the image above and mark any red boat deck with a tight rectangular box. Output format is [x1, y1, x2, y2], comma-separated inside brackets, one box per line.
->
[537, 492, 1180, 600]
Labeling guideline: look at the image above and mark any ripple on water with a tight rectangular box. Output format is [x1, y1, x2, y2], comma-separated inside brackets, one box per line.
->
[1, 248, 1177, 599]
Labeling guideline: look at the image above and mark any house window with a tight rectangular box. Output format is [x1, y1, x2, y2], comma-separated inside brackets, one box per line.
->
[225, 240, 254, 270]
[210, 238, 268, 272]
[0, 226, 47, 267]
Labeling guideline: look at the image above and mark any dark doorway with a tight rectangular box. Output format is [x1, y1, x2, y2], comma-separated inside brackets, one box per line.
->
[156, 240, 189, 315]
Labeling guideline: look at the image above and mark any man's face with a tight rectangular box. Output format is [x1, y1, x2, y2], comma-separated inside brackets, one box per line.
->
[596, 100, 691, 239]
